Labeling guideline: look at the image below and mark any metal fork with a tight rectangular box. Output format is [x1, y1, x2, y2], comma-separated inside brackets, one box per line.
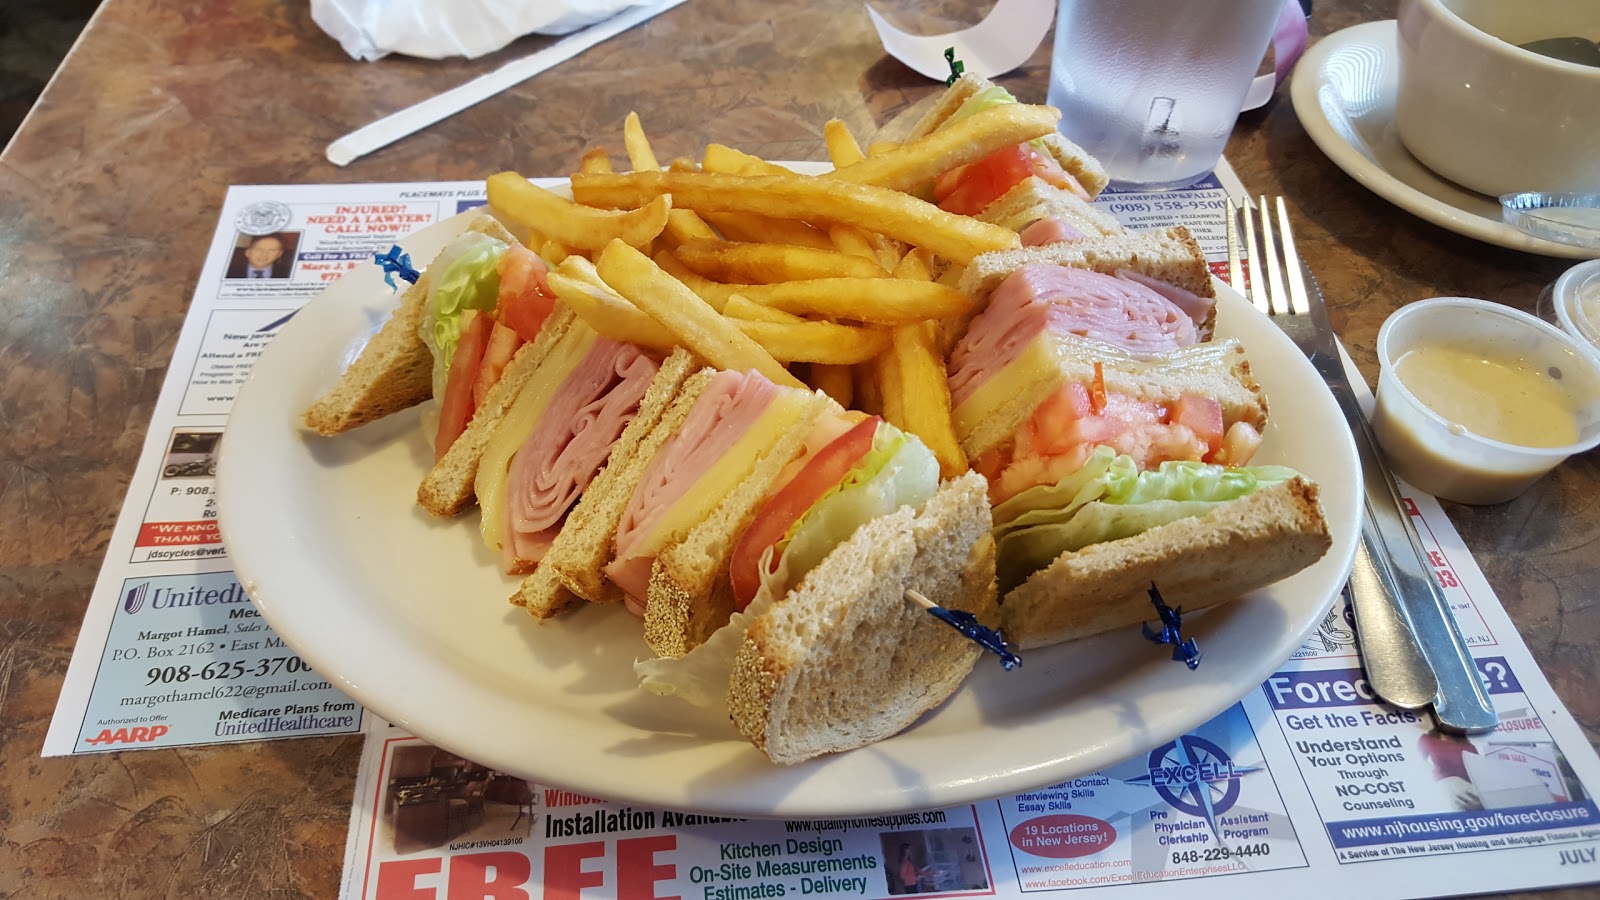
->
[1226, 196, 1497, 734]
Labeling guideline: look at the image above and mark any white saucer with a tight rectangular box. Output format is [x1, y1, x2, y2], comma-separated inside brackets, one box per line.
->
[1290, 20, 1600, 260]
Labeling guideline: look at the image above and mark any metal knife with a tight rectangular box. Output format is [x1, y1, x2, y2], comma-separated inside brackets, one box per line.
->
[1296, 261, 1498, 733]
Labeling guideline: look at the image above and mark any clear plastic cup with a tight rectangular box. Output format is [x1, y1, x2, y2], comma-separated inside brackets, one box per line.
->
[1536, 259, 1600, 364]
[1046, 0, 1281, 191]
[1373, 297, 1600, 505]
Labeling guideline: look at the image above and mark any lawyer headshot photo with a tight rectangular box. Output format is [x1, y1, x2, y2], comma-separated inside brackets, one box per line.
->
[225, 231, 298, 279]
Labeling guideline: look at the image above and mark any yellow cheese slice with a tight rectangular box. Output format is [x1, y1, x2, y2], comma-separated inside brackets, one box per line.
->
[477, 323, 600, 550]
[951, 333, 1063, 439]
[631, 386, 812, 559]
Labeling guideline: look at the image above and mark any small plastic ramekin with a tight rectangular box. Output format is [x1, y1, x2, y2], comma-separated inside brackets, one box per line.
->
[1537, 258, 1600, 363]
[1373, 297, 1600, 505]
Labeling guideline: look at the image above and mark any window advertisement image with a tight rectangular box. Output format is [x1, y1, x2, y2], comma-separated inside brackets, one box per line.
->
[993, 703, 1307, 891]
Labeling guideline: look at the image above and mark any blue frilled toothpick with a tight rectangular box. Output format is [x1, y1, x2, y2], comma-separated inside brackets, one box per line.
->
[906, 589, 1022, 671]
[1141, 583, 1202, 670]
[374, 245, 421, 290]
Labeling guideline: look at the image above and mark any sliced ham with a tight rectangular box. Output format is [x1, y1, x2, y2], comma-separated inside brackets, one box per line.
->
[1117, 268, 1215, 333]
[949, 265, 1201, 407]
[1018, 217, 1087, 247]
[499, 341, 659, 572]
[605, 370, 780, 603]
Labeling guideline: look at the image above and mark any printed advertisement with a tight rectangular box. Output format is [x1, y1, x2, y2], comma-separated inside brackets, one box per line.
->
[341, 729, 994, 900]
[1265, 658, 1598, 861]
[44, 182, 488, 756]
[990, 703, 1307, 891]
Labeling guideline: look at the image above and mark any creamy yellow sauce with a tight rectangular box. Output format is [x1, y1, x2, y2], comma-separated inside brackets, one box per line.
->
[1393, 344, 1580, 448]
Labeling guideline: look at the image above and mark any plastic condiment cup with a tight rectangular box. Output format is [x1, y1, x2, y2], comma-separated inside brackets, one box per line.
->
[1373, 297, 1600, 505]
[1537, 258, 1600, 363]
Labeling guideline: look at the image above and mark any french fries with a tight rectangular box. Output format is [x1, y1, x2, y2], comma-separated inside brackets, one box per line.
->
[884, 322, 968, 478]
[807, 363, 854, 409]
[569, 171, 1020, 265]
[827, 104, 1060, 194]
[823, 119, 866, 168]
[733, 319, 890, 365]
[546, 257, 678, 352]
[723, 294, 803, 324]
[489, 101, 1027, 492]
[725, 295, 888, 367]
[724, 278, 971, 325]
[623, 112, 661, 172]
[673, 239, 887, 283]
[577, 147, 614, 175]
[488, 171, 671, 251]
[595, 240, 805, 390]
[623, 113, 722, 248]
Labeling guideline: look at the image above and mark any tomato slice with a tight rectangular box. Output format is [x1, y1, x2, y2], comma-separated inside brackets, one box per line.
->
[473, 321, 524, 410]
[495, 244, 558, 342]
[729, 416, 881, 609]
[1169, 392, 1225, 453]
[435, 312, 493, 462]
[937, 142, 1094, 216]
[938, 145, 1035, 216]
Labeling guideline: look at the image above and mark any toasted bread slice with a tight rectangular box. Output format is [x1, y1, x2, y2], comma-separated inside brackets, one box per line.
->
[907, 73, 1110, 198]
[303, 216, 515, 436]
[1000, 476, 1331, 650]
[416, 306, 578, 516]
[513, 348, 701, 616]
[642, 389, 832, 658]
[976, 175, 1124, 240]
[545, 357, 712, 606]
[727, 472, 996, 764]
[958, 225, 1212, 304]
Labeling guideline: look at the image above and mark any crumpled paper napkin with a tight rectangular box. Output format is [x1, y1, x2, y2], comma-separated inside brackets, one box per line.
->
[311, 0, 656, 61]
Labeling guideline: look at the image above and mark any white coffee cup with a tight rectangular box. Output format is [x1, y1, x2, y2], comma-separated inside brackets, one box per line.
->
[1395, 0, 1600, 197]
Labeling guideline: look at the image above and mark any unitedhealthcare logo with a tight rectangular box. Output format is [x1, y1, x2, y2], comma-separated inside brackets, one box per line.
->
[123, 581, 150, 614]
[119, 577, 247, 614]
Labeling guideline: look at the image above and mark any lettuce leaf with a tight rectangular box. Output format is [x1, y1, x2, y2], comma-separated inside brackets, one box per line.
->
[777, 422, 939, 589]
[635, 561, 779, 707]
[994, 447, 1301, 592]
[418, 232, 507, 398]
[948, 85, 1019, 125]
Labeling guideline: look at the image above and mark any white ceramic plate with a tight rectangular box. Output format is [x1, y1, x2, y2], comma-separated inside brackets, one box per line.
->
[218, 198, 1361, 818]
[1291, 20, 1599, 261]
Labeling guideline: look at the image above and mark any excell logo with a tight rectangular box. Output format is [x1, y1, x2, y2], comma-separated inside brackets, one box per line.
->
[1127, 736, 1261, 835]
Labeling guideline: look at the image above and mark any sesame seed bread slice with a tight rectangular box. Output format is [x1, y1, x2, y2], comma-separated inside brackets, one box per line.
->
[415, 305, 577, 517]
[643, 389, 832, 658]
[538, 350, 708, 607]
[728, 472, 997, 765]
[302, 215, 516, 436]
[511, 347, 701, 617]
[1000, 476, 1331, 650]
